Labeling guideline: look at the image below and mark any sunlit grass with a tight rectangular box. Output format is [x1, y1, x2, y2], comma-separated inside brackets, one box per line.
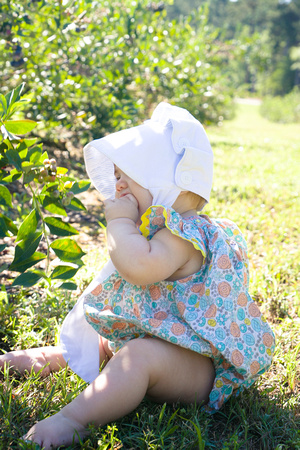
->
[0, 103, 299, 448]
[206, 103, 300, 321]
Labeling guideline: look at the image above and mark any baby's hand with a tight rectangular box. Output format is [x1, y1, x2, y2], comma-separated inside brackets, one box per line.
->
[22, 412, 87, 450]
[104, 194, 139, 224]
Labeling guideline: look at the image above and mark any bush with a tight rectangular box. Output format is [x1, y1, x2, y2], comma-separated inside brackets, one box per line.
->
[0, 83, 90, 289]
[0, 0, 234, 142]
[260, 89, 300, 123]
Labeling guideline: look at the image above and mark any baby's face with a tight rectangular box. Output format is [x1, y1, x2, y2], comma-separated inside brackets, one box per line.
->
[114, 166, 153, 218]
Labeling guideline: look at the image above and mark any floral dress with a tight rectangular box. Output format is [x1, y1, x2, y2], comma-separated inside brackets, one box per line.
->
[83, 206, 275, 411]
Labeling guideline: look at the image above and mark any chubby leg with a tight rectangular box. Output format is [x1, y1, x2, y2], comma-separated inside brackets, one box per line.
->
[0, 346, 66, 377]
[99, 335, 113, 365]
[23, 338, 215, 449]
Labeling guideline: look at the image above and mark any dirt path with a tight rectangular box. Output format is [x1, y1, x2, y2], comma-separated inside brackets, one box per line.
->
[235, 97, 262, 105]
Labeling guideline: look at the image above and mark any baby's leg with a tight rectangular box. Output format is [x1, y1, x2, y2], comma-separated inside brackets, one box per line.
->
[99, 335, 113, 365]
[0, 346, 66, 377]
[23, 338, 215, 449]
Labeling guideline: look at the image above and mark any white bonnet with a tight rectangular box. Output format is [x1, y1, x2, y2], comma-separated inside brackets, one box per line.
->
[83, 102, 213, 208]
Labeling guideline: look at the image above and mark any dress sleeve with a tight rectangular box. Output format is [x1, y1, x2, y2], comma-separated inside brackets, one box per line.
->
[139, 205, 207, 260]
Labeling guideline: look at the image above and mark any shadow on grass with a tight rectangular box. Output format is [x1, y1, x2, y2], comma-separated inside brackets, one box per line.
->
[1, 367, 299, 449]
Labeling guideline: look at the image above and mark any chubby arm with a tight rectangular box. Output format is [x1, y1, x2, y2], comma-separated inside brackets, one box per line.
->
[105, 196, 193, 285]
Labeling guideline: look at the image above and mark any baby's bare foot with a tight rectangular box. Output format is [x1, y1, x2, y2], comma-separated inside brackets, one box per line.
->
[0, 346, 66, 377]
[23, 411, 87, 450]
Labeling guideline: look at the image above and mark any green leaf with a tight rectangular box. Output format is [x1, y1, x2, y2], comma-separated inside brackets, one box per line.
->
[51, 265, 79, 280]
[5, 84, 26, 117]
[60, 175, 75, 183]
[67, 197, 86, 211]
[28, 145, 42, 163]
[12, 232, 42, 267]
[42, 196, 67, 216]
[16, 210, 40, 243]
[16, 141, 28, 152]
[2, 169, 22, 183]
[0, 243, 7, 252]
[7, 83, 25, 107]
[0, 160, 9, 172]
[0, 213, 18, 236]
[0, 184, 12, 208]
[19, 147, 28, 161]
[6, 148, 23, 171]
[56, 167, 68, 175]
[0, 141, 8, 153]
[41, 184, 59, 195]
[44, 216, 79, 236]
[58, 282, 78, 290]
[22, 161, 41, 172]
[0, 217, 8, 238]
[12, 271, 42, 287]
[9, 252, 46, 273]
[50, 238, 85, 262]
[2, 138, 13, 150]
[71, 180, 91, 195]
[23, 138, 38, 147]
[0, 217, 8, 239]
[0, 94, 7, 116]
[4, 120, 37, 135]
[41, 151, 49, 162]
[0, 124, 19, 141]
[23, 171, 36, 185]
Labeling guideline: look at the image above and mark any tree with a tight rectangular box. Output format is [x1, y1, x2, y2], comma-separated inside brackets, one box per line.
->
[169, 0, 300, 95]
[0, 0, 234, 146]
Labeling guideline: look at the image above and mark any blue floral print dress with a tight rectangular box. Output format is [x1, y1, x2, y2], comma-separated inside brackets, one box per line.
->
[83, 206, 275, 411]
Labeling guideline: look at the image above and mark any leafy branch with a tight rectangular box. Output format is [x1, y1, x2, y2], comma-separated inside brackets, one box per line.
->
[0, 83, 90, 289]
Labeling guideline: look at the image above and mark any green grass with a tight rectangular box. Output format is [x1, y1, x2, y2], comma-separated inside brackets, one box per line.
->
[0, 103, 299, 449]
[206, 104, 300, 320]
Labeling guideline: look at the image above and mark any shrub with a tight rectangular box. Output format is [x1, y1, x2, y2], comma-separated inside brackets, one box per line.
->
[260, 89, 300, 123]
[0, 83, 90, 289]
[0, 0, 234, 142]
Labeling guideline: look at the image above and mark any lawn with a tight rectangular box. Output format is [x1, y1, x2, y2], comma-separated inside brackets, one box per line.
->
[0, 102, 299, 449]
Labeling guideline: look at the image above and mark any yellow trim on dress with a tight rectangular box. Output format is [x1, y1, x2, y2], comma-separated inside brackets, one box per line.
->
[139, 206, 152, 238]
[140, 205, 206, 261]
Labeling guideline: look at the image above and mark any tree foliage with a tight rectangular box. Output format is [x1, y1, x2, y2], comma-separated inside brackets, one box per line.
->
[0, 0, 234, 144]
[170, 0, 300, 95]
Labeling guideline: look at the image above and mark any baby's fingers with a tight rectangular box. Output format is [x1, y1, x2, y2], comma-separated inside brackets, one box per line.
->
[121, 193, 138, 207]
[104, 194, 139, 223]
[22, 429, 42, 448]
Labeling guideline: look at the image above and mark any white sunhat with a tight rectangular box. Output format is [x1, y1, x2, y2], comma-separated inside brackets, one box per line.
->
[83, 102, 213, 209]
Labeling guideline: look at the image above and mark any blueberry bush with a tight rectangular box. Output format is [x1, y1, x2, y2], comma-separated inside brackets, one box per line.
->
[0, 0, 234, 143]
[0, 83, 90, 289]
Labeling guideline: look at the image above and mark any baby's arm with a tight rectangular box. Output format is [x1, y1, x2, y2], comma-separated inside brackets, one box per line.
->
[0, 346, 66, 377]
[105, 196, 194, 285]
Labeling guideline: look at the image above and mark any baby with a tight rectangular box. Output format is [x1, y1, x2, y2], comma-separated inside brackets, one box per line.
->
[0, 102, 275, 449]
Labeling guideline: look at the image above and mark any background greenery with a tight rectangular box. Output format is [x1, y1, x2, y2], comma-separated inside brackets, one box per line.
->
[1, 0, 299, 141]
[0, 0, 235, 144]
[170, 0, 300, 97]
